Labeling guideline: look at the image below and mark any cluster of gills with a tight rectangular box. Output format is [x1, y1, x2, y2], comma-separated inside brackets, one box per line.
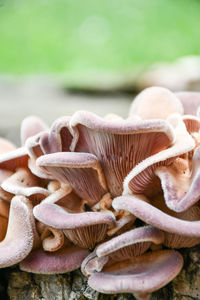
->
[0, 87, 200, 300]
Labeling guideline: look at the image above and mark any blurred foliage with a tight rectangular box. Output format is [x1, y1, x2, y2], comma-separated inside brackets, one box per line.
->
[0, 0, 200, 75]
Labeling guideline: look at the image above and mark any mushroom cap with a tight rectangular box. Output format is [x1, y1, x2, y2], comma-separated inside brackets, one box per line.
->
[1, 168, 49, 203]
[155, 147, 200, 212]
[37, 152, 107, 206]
[130, 87, 183, 120]
[113, 195, 200, 238]
[0, 195, 35, 268]
[88, 250, 183, 295]
[96, 226, 164, 259]
[41, 116, 72, 153]
[0, 147, 28, 171]
[20, 246, 89, 274]
[33, 203, 116, 229]
[70, 110, 174, 197]
[123, 115, 195, 196]
[21, 116, 48, 146]
[34, 203, 116, 249]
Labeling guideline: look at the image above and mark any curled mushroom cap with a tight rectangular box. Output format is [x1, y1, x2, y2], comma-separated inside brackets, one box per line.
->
[70, 110, 175, 197]
[34, 203, 116, 248]
[1, 168, 49, 203]
[176, 91, 200, 115]
[37, 152, 107, 206]
[20, 246, 89, 274]
[113, 195, 200, 238]
[96, 226, 164, 260]
[21, 116, 48, 146]
[155, 146, 200, 212]
[0, 147, 28, 171]
[182, 115, 200, 134]
[123, 115, 195, 196]
[25, 132, 53, 179]
[41, 116, 73, 154]
[87, 250, 183, 300]
[130, 87, 183, 120]
[0, 195, 35, 268]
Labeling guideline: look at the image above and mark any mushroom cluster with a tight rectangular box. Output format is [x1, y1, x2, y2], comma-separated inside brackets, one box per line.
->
[0, 87, 200, 300]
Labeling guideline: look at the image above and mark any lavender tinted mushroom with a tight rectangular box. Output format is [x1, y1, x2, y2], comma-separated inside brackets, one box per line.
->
[87, 250, 183, 300]
[33, 203, 116, 248]
[113, 195, 200, 248]
[70, 110, 175, 197]
[0, 195, 35, 267]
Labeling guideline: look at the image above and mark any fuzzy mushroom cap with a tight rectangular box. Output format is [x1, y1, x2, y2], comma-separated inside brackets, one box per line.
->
[123, 115, 195, 196]
[34, 203, 116, 248]
[88, 250, 183, 297]
[96, 226, 164, 260]
[41, 116, 73, 154]
[0, 147, 28, 171]
[20, 246, 89, 274]
[113, 195, 200, 238]
[1, 168, 49, 203]
[130, 87, 183, 120]
[37, 152, 107, 206]
[0, 195, 35, 267]
[70, 110, 175, 197]
[155, 146, 200, 212]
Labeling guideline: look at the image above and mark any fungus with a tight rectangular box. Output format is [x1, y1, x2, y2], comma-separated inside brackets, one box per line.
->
[0, 195, 35, 267]
[113, 195, 200, 248]
[70, 110, 175, 197]
[1, 87, 200, 298]
[87, 250, 183, 300]
[33, 203, 116, 249]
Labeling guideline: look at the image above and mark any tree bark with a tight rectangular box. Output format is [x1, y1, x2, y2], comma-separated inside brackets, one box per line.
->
[3, 245, 200, 300]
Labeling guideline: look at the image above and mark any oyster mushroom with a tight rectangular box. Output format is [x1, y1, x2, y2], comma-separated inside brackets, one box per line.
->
[0, 195, 35, 267]
[70, 110, 175, 197]
[155, 146, 200, 212]
[20, 245, 89, 274]
[37, 152, 107, 207]
[123, 115, 195, 196]
[86, 250, 183, 300]
[33, 202, 116, 249]
[113, 195, 200, 248]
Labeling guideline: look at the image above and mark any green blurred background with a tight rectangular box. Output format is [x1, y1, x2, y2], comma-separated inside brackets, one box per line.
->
[0, 0, 200, 78]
